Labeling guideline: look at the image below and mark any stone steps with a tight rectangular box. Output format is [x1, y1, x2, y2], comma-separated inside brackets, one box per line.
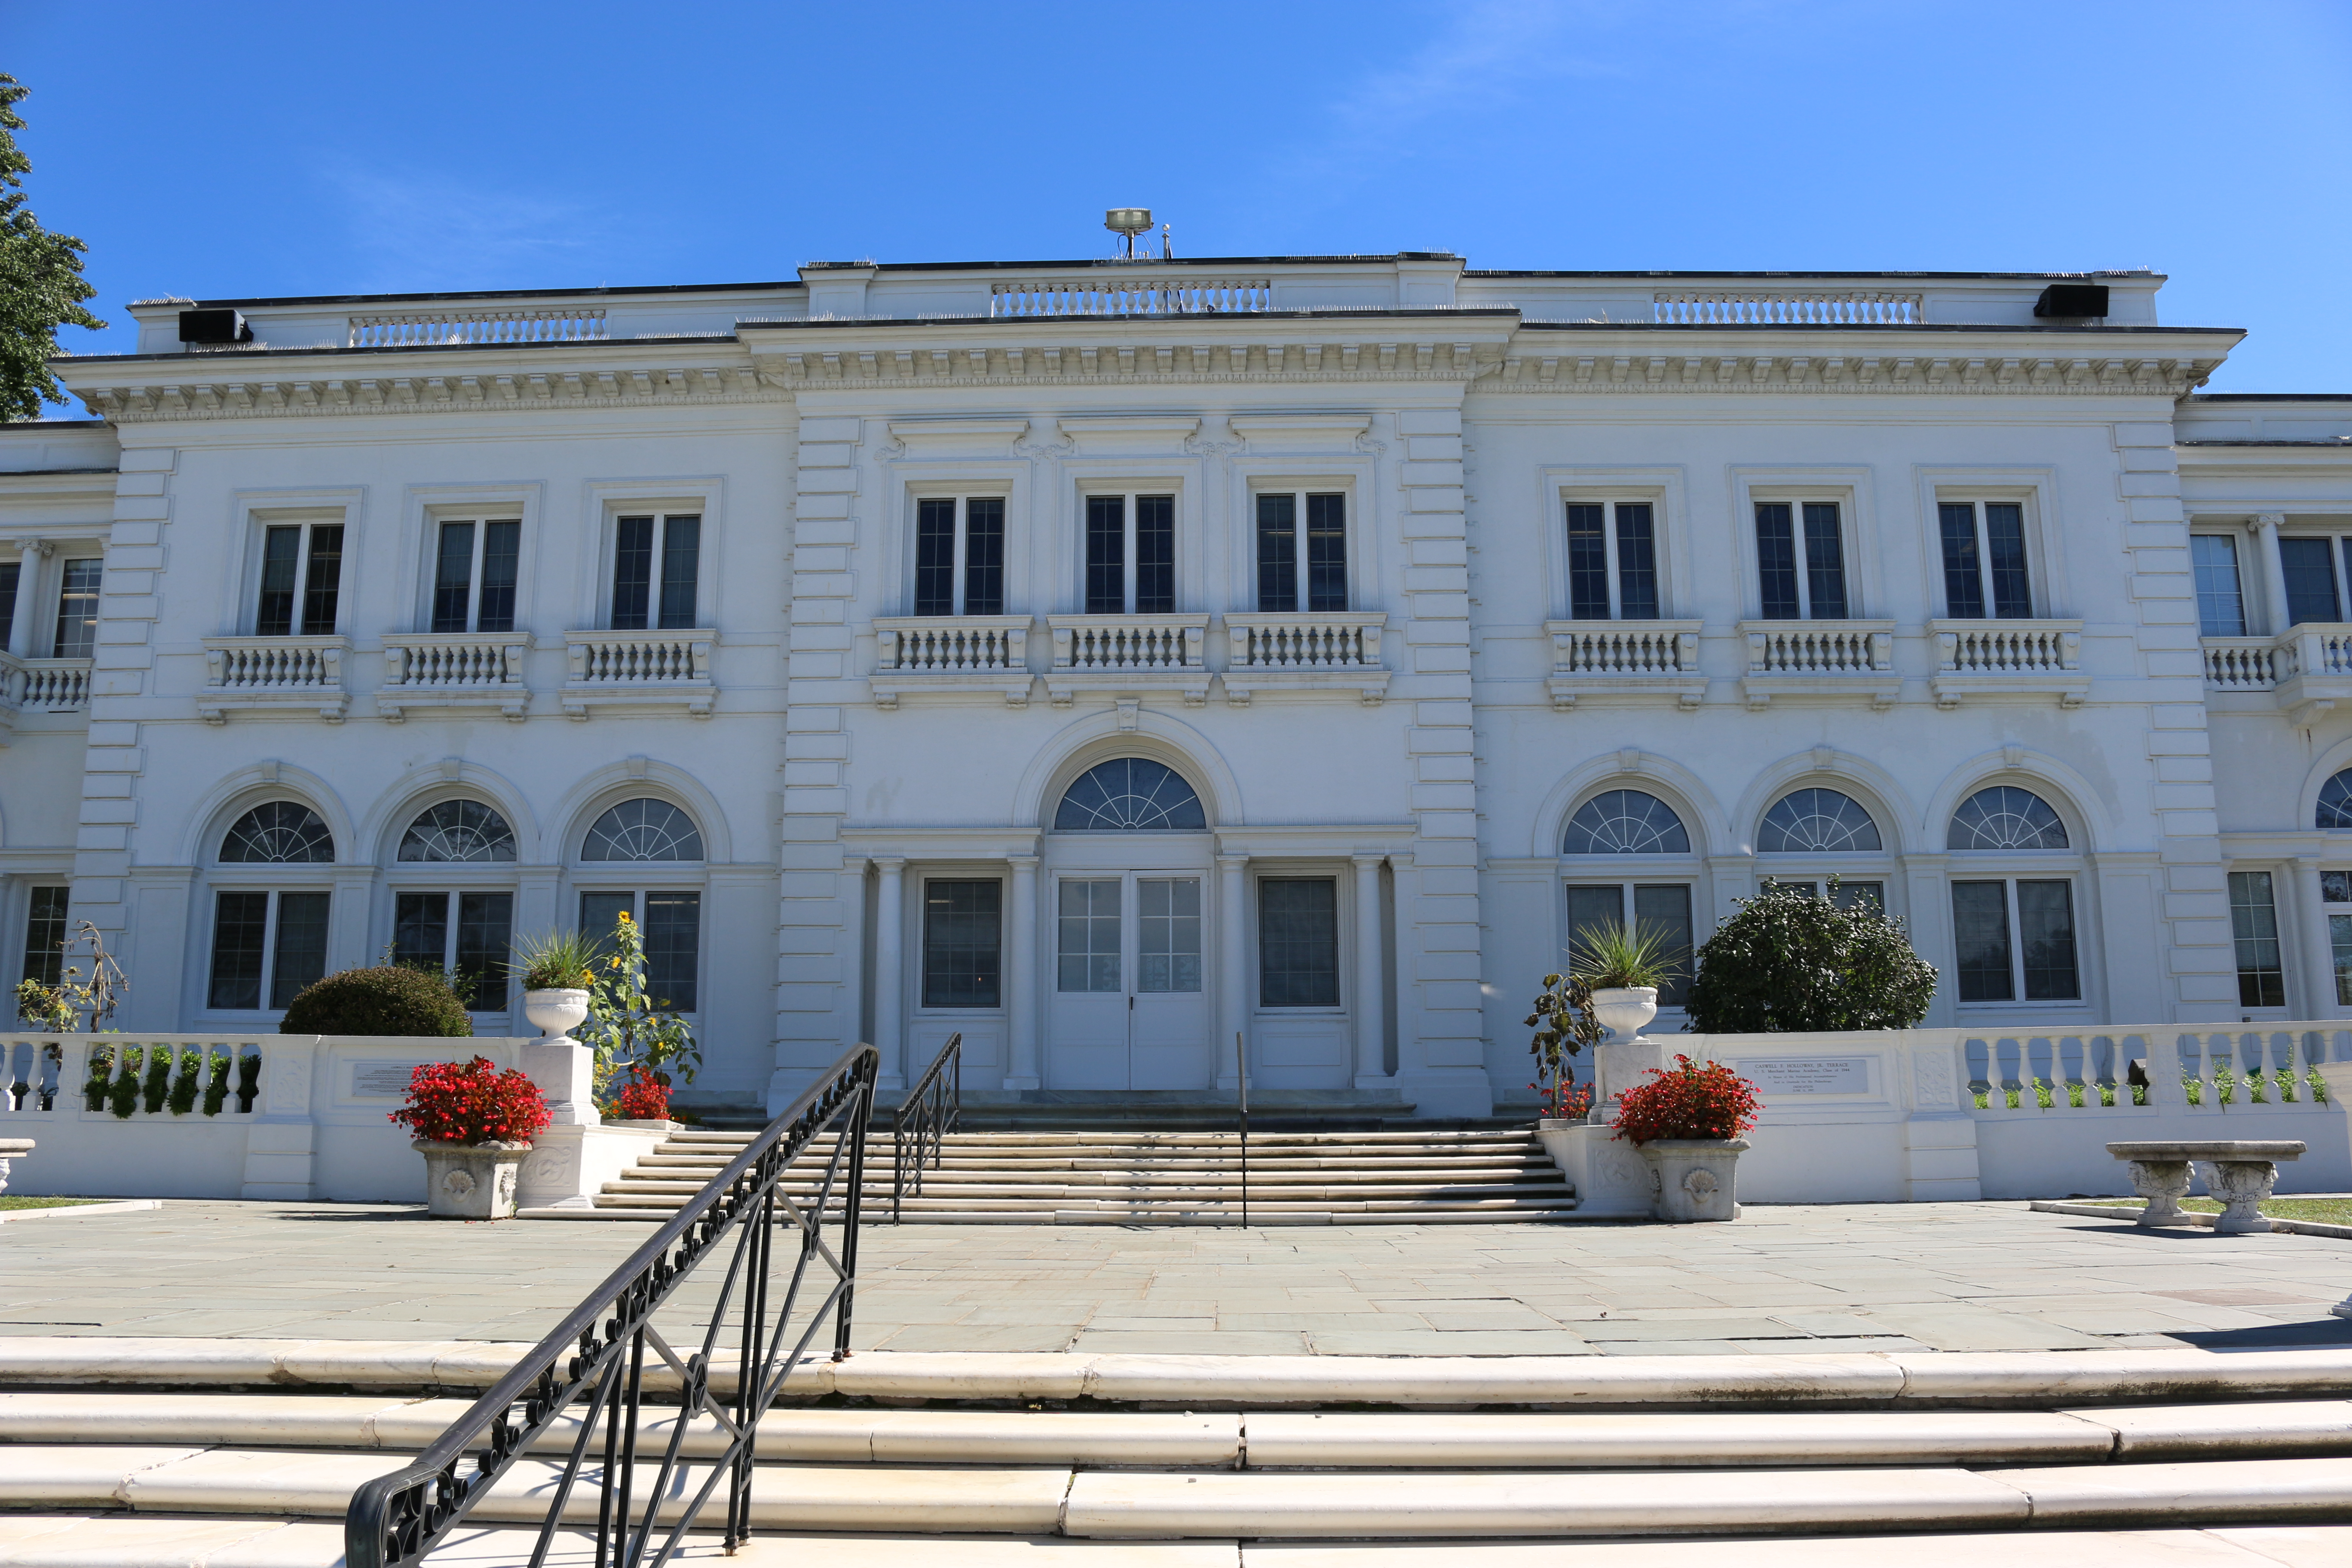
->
[561, 1128, 1580, 1224]
[1, 1341, 2349, 1561]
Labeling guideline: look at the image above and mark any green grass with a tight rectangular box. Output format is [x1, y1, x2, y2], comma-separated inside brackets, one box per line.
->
[2081, 1196, 2352, 1224]
[0, 1195, 106, 1210]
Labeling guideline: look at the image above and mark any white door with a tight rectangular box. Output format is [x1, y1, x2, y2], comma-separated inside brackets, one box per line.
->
[1047, 872, 1210, 1090]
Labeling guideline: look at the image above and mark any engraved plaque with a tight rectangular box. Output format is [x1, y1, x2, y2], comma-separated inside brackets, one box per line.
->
[351, 1060, 420, 1098]
[1736, 1056, 1872, 1096]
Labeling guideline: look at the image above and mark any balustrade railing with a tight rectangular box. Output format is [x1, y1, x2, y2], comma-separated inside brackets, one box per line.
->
[1961, 1026, 2348, 1115]
[1551, 623, 1700, 676]
[990, 278, 1271, 317]
[1047, 615, 1209, 671]
[1653, 292, 1922, 325]
[892, 1033, 960, 1223]
[1, 1036, 264, 1120]
[1935, 621, 2079, 674]
[199, 636, 350, 722]
[382, 634, 527, 687]
[874, 617, 1029, 672]
[1743, 623, 1892, 674]
[348, 308, 608, 347]
[0, 654, 92, 710]
[1224, 612, 1385, 669]
[2204, 637, 2281, 689]
[345, 1043, 878, 1568]
[561, 631, 717, 717]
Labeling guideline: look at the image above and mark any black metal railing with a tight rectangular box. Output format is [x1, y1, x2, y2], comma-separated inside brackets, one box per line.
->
[345, 1043, 879, 1568]
[891, 1032, 960, 1223]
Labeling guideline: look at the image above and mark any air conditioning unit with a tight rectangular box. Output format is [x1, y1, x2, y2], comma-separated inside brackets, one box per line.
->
[178, 308, 252, 345]
[2033, 284, 2110, 319]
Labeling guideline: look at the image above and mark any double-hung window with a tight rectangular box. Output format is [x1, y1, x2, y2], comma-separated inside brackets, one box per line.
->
[2228, 870, 2286, 1009]
[1938, 501, 2032, 618]
[611, 513, 701, 630]
[1255, 492, 1347, 612]
[208, 891, 331, 1011]
[430, 519, 521, 633]
[19, 885, 67, 986]
[915, 497, 1005, 616]
[1564, 884, 1694, 1008]
[2192, 535, 2248, 636]
[256, 522, 343, 636]
[2278, 534, 2352, 628]
[922, 879, 1003, 1008]
[1755, 502, 1847, 619]
[1085, 493, 1175, 614]
[51, 559, 100, 658]
[1950, 880, 2079, 1003]
[0, 559, 20, 645]
[394, 893, 514, 1012]
[1565, 502, 1659, 619]
[1258, 877, 1339, 1008]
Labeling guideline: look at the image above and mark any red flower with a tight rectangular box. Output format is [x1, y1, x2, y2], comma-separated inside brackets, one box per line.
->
[612, 1067, 671, 1121]
[1610, 1055, 1762, 1147]
[388, 1056, 551, 1147]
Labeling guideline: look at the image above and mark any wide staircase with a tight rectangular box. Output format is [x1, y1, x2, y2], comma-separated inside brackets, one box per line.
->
[3, 1335, 2349, 1563]
[542, 1127, 1581, 1224]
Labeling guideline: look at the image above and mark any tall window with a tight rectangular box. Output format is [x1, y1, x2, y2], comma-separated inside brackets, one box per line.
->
[924, 879, 1003, 1008]
[2192, 536, 2247, 636]
[1755, 501, 1847, 619]
[1085, 493, 1175, 614]
[2324, 872, 2352, 1007]
[1562, 790, 1695, 1008]
[394, 893, 514, 1013]
[52, 559, 100, 659]
[20, 885, 67, 986]
[579, 797, 704, 1013]
[914, 496, 1005, 616]
[1256, 492, 1347, 613]
[612, 513, 701, 630]
[1947, 786, 2078, 1004]
[0, 559, 20, 645]
[1938, 501, 2032, 619]
[256, 523, 343, 636]
[2278, 536, 2349, 628]
[1259, 877, 1338, 1008]
[1565, 502, 1658, 620]
[2228, 870, 2285, 1009]
[209, 801, 335, 1012]
[430, 519, 521, 634]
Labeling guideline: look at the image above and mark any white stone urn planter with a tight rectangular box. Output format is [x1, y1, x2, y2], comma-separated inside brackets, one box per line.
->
[1587, 986, 1663, 1119]
[1635, 1137, 1747, 1223]
[416, 1140, 531, 1219]
[523, 988, 592, 1040]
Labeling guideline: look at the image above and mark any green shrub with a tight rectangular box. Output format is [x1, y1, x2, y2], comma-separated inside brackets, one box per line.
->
[202, 1049, 230, 1116]
[140, 1047, 172, 1114]
[108, 1047, 140, 1118]
[83, 1046, 113, 1112]
[1684, 881, 1937, 1034]
[237, 1050, 262, 1111]
[279, 966, 473, 1038]
[166, 1047, 202, 1115]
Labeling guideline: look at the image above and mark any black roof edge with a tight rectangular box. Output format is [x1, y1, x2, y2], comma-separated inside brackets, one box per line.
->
[2177, 439, 2352, 447]
[805, 253, 1461, 273]
[2186, 393, 2352, 402]
[0, 465, 120, 474]
[0, 418, 112, 430]
[1514, 321, 2239, 335]
[149, 281, 807, 312]
[734, 309, 1521, 330]
[52, 335, 742, 367]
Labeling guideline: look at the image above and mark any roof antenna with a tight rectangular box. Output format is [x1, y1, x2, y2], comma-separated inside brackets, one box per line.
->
[1105, 207, 1152, 261]
[1161, 222, 1174, 261]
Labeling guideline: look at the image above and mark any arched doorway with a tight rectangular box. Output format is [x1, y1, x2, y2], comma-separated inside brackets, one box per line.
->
[1044, 758, 1215, 1090]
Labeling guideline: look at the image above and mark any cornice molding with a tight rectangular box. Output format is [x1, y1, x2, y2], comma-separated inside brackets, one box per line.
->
[76, 365, 780, 423]
[1479, 350, 2221, 397]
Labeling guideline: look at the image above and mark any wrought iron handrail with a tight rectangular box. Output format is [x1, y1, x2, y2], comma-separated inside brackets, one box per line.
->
[344, 1043, 879, 1568]
[892, 1033, 960, 1222]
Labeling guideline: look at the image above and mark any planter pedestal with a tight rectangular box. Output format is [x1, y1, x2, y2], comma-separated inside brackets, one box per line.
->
[416, 1141, 530, 1220]
[1636, 1138, 1747, 1222]
[1535, 1120, 1651, 1219]
[516, 1124, 671, 1212]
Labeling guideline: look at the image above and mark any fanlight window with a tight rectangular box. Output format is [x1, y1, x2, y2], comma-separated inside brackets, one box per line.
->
[582, 798, 704, 862]
[1947, 786, 2069, 851]
[397, 800, 517, 863]
[2319, 769, 2352, 829]
[1562, 790, 1690, 855]
[1055, 759, 1207, 832]
[219, 801, 334, 864]
[1759, 789, 1882, 854]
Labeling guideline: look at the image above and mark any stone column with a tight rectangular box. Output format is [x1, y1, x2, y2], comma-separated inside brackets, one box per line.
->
[2256, 514, 2292, 634]
[2295, 857, 2337, 1019]
[1352, 854, 1389, 1088]
[1217, 851, 1248, 1092]
[872, 857, 906, 1090]
[6, 540, 47, 659]
[1902, 854, 1957, 1026]
[1005, 854, 1040, 1090]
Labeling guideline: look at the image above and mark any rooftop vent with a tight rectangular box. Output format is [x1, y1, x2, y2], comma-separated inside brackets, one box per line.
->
[2034, 284, 2110, 320]
[178, 308, 252, 346]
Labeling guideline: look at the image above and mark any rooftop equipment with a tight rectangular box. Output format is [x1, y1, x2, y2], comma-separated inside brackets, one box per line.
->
[1104, 207, 1152, 260]
[2034, 284, 2110, 319]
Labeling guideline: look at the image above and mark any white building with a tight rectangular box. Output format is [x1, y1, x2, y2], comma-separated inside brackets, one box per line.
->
[2, 251, 2346, 1120]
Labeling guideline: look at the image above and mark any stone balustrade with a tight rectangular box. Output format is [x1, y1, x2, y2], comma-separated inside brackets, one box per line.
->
[199, 636, 350, 723]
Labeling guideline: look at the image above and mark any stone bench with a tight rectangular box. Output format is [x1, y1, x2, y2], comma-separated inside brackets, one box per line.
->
[2106, 1139, 2306, 1234]
[0, 1138, 31, 1197]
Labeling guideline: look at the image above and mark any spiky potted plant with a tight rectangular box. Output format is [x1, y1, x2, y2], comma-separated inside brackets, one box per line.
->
[1568, 923, 1681, 1113]
[514, 930, 598, 1041]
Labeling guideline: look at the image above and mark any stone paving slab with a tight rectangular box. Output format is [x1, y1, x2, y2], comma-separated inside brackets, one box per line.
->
[0, 1200, 2345, 1357]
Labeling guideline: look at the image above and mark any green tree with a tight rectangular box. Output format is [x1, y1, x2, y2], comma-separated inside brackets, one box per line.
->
[0, 76, 105, 422]
[1684, 880, 1937, 1034]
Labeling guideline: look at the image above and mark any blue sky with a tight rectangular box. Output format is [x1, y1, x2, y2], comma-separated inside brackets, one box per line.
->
[9, 0, 2348, 392]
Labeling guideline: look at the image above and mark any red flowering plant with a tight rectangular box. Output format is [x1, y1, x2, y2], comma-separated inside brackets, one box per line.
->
[610, 1066, 671, 1122]
[1528, 1075, 1594, 1121]
[389, 1057, 552, 1147]
[1610, 1055, 1763, 1147]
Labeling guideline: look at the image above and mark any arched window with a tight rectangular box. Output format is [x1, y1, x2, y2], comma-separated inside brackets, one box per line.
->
[219, 802, 334, 863]
[1759, 788, 1882, 854]
[582, 799, 704, 862]
[1947, 787, 2068, 851]
[397, 800, 516, 863]
[1562, 790, 1689, 855]
[1946, 785, 2079, 1005]
[2318, 769, 2352, 829]
[1054, 759, 1207, 831]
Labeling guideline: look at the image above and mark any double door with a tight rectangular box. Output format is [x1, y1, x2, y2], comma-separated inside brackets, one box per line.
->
[1046, 870, 1210, 1089]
